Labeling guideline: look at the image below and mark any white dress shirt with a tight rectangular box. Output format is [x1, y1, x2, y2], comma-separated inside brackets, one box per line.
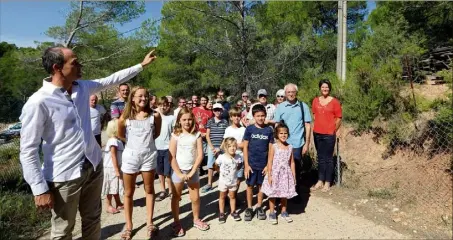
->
[19, 64, 143, 195]
[90, 104, 107, 135]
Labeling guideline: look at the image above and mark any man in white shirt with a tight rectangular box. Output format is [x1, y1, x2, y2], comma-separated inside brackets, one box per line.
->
[246, 89, 276, 125]
[173, 97, 186, 117]
[89, 95, 106, 147]
[19, 47, 157, 239]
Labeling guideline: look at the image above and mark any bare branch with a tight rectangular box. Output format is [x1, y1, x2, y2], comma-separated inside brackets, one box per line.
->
[80, 47, 129, 64]
[177, 2, 240, 30]
[64, 1, 84, 48]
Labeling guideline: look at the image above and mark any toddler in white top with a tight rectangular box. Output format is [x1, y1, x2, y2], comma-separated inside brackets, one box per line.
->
[215, 137, 243, 223]
[101, 119, 124, 214]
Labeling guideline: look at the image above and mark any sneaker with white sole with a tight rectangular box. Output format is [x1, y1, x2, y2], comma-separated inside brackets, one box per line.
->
[280, 211, 293, 223]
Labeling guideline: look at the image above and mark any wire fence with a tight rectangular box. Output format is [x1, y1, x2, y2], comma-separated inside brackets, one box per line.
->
[0, 81, 452, 238]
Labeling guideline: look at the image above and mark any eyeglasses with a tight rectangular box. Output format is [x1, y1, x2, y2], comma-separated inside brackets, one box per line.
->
[179, 101, 186, 104]
[277, 95, 285, 98]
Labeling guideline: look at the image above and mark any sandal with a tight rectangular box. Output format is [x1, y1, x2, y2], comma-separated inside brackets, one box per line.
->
[310, 184, 323, 192]
[117, 205, 124, 210]
[193, 219, 209, 231]
[120, 229, 132, 240]
[171, 222, 185, 237]
[155, 191, 167, 202]
[106, 206, 120, 214]
[147, 224, 159, 238]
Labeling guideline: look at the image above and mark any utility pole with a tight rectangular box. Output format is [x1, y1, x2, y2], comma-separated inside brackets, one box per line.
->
[336, 0, 343, 80]
[336, 0, 347, 83]
[341, 0, 347, 82]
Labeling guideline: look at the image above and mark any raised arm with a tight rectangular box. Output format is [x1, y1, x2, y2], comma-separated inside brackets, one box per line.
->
[86, 50, 157, 94]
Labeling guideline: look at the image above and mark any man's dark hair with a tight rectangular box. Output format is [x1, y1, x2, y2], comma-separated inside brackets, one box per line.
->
[200, 95, 208, 101]
[42, 47, 64, 74]
[119, 83, 130, 89]
[318, 79, 332, 91]
[252, 104, 266, 116]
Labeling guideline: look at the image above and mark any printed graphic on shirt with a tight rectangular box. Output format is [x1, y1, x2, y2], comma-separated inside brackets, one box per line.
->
[243, 125, 274, 170]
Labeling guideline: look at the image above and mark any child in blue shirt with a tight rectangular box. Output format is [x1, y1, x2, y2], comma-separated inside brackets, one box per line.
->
[243, 104, 274, 221]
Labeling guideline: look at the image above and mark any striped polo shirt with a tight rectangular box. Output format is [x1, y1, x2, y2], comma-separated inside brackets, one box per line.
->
[206, 118, 229, 148]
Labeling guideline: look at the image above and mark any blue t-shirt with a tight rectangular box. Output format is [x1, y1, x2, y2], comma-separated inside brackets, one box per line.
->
[243, 125, 274, 170]
[274, 100, 312, 148]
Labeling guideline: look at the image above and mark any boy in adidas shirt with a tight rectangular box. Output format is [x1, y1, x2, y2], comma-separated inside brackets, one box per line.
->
[243, 104, 274, 221]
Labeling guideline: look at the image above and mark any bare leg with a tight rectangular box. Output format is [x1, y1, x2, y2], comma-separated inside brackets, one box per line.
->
[166, 176, 172, 195]
[158, 174, 166, 193]
[141, 171, 156, 226]
[207, 169, 213, 187]
[281, 198, 288, 213]
[219, 191, 226, 214]
[269, 198, 276, 213]
[171, 182, 184, 222]
[113, 194, 123, 208]
[257, 185, 264, 207]
[123, 173, 138, 230]
[228, 190, 236, 213]
[246, 185, 253, 208]
[187, 181, 201, 220]
[105, 194, 113, 209]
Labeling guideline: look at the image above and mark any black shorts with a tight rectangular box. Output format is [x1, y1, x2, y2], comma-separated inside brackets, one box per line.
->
[156, 150, 172, 176]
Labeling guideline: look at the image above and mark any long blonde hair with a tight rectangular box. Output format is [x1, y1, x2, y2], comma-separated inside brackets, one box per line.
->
[173, 107, 197, 135]
[121, 86, 153, 120]
[106, 119, 119, 138]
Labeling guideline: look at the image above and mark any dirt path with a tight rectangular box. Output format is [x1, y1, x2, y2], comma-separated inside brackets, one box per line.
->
[37, 174, 409, 240]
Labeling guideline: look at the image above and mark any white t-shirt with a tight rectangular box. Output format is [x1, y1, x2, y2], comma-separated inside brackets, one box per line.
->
[155, 114, 175, 150]
[246, 103, 276, 121]
[223, 126, 246, 156]
[90, 104, 107, 135]
[174, 132, 201, 171]
[103, 138, 124, 168]
[215, 153, 243, 186]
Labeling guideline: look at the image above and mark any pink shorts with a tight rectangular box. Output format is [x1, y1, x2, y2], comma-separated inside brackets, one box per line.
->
[218, 182, 237, 192]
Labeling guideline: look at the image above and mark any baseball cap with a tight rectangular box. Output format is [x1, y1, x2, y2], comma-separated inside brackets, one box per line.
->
[257, 89, 268, 97]
[213, 103, 224, 110]
[276, 89, 285, 97]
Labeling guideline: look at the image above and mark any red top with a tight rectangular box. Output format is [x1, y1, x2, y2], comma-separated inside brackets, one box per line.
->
[312, 97, 342, 135]
[192, 107, 213, 133]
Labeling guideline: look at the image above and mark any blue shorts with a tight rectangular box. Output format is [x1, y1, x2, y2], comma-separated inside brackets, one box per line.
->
[246, 168, 264, 186]
[207, 147, 222, 169]
[156, 150, 172, 176]
[236, 164, 244, 179]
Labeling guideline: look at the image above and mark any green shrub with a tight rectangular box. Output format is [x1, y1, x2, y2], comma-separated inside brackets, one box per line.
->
[0, 190, 51, 240]
[0, 142, 26, 190]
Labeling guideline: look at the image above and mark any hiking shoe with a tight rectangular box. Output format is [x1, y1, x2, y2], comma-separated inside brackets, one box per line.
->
[219, 213, 227, 224]
[256, 207, 266, 220]
[281, 211, 293, 223]
[201, 185, 213, 193]
[231, 212, 242, 221]
[269, 211, 278, 225]
[244, 208, 254, 221]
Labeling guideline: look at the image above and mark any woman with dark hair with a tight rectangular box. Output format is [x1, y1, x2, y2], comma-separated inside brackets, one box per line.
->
[311, 79, 342, 192]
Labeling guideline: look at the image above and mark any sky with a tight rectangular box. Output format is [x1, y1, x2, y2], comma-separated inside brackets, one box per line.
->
[0, 1, 376, 48]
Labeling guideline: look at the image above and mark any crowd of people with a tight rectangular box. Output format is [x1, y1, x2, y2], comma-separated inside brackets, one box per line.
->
[19, 47, 342, 240]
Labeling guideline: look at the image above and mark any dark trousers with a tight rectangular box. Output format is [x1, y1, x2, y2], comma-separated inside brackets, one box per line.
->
[94, 134, 102, 147]
[292, 147, 303, 195]
[314, 133, 336, 182]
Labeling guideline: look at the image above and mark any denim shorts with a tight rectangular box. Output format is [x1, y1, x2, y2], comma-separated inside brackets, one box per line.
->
[171, 169, 200, 184]
[245, 168, 264, 186]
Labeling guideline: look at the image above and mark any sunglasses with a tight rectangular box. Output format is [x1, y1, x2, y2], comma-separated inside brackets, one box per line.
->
[213, 108, 223, 112]
[277, 95, 285, 98]
[259, 94, 267, 98]
[242, 95, 248, 98]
